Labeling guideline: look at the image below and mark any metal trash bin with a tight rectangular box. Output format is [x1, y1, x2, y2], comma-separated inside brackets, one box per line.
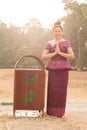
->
[13, 55, 45, 116]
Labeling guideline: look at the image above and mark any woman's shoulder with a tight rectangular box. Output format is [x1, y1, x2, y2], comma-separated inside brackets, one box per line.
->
[47, 39, 56, 46]
[45, 39, 55, 49]
[60, 39, 71, 46]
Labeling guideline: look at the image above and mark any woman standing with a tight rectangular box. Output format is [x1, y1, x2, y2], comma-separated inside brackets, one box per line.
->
[42, 21, 74, 117]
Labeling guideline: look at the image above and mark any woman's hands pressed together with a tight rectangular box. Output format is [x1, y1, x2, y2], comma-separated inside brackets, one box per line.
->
[42, 41, 74, 60]
[55, 43, 74, 59]
[55, 43, 61, 55]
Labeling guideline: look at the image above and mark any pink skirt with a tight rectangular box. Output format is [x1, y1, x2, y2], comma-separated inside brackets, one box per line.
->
[47, 70, 69, 117]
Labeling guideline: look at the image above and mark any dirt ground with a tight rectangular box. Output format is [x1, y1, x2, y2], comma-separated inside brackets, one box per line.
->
[0, 69, 87, 130]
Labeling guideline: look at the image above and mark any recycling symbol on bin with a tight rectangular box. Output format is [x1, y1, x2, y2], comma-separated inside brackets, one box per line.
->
[24, 88, 34, 103]
[24, 73, 38, 103]
[25, 73, 37, 85]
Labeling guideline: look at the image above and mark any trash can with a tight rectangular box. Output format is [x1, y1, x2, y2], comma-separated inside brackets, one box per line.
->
[13, 55, 45, 116]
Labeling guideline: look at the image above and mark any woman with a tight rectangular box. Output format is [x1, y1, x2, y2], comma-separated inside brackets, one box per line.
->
[42, 21, 74, 117]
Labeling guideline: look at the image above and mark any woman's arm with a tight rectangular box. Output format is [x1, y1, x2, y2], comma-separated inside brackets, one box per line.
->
[42, 49, 57, 60]
[58, 46, 75, 59]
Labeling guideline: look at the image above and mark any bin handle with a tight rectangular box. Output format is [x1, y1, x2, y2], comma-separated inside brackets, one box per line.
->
[15, 55, 45, 70]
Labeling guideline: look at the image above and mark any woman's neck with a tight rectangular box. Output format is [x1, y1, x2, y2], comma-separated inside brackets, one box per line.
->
[54, 37, 63, 43]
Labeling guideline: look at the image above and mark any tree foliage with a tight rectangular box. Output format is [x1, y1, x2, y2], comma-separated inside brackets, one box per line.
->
[0, 1, 87, 69]
[0, 19, 52, 68]
[62, 0, 87, 69]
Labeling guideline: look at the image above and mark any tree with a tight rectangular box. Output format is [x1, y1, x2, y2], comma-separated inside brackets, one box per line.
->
[0, 19, 53, 68]
[62, 0, 87, 69]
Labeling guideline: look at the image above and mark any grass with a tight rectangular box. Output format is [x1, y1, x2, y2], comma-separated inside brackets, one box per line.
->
[1, 102, 13, 105]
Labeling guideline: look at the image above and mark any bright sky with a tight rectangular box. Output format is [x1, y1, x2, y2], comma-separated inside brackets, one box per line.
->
[0, 0, 86, 28]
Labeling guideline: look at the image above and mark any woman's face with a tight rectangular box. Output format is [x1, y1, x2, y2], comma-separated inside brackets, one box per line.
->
[53, 27, 63, 39]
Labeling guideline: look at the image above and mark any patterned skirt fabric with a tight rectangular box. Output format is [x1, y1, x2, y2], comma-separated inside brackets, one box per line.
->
[47, 70, 69, 117]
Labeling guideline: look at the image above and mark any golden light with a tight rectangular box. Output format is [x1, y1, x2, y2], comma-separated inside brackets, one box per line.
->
[0, 0, 86, 28]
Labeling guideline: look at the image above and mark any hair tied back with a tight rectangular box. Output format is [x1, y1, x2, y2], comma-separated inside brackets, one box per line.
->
[54, 20, 61, 26]
[53, 20, 63, 30]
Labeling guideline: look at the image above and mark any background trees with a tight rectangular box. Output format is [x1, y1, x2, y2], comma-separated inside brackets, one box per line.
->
[0, 19, 52, 68]
[0, 0, 87, 69]
[62, 0, 87, 70]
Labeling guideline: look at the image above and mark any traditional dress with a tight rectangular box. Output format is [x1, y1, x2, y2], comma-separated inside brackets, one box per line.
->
[45, 40, 71, 117]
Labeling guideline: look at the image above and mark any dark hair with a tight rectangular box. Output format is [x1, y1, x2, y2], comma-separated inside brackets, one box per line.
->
[53, 20, 63, 31]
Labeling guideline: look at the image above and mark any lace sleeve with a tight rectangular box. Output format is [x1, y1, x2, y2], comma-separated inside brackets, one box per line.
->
[66, 41, 71, 47]
[45, 42, 51, 50]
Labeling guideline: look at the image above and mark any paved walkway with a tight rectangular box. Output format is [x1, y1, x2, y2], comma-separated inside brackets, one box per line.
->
[0, 102, 87, 117]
